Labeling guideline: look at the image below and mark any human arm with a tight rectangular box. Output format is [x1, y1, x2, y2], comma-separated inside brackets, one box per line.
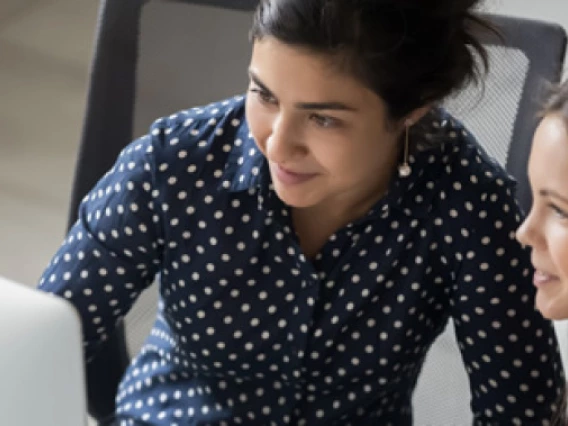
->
[38, 129, 164, 362]
[445, 178, 565, 425]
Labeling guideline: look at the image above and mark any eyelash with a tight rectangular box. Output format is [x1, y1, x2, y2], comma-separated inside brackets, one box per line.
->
[309, 113, 339, 128]
[249, 87, 340, 129]
[548, 203, 568, 219]
[249, 87, 277, 105]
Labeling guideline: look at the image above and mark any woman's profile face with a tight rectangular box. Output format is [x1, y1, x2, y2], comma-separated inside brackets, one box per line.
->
[245, 37, 407, 216]
[516, 113, 568, 319]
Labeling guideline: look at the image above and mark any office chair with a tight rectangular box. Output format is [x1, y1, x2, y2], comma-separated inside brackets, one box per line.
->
[68, 0, 567, 424]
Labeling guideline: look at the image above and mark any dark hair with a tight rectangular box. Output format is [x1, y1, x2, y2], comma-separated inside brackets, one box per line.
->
[551, 384, 568, 426]
[250, 0, 497, 121]
[541, 77, 568, 126]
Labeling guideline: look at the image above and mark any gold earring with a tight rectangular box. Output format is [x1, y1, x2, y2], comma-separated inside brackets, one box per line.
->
[398, 120, 412, 178]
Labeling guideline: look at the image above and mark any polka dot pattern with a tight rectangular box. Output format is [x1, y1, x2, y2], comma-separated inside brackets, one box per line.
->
[39, 97, 565, 424]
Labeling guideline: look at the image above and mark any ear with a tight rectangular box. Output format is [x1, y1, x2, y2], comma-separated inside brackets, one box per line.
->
[404, 105, 432, 127]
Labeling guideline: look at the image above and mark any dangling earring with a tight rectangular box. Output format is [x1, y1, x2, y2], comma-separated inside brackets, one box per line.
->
[398, 120, 412, 178]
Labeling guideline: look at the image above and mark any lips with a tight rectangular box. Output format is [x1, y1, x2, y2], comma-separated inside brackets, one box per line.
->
[533, 269, 559, 287]
[273, 164, 318, 185]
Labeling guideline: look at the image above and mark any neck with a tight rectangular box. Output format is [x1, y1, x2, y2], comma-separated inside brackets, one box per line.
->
[303, 160, 396, 225]
[294, 182, 388, 229]
[291, 170, 393, 260]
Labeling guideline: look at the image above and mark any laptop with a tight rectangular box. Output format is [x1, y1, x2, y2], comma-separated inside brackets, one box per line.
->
[0, 275, 88, 426]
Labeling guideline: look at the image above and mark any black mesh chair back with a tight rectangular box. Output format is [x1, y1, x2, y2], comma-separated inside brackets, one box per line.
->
[69, 1, 567, 423]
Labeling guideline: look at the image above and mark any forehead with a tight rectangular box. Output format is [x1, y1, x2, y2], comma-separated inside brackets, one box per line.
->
[529, 114, 568, 185]
[250, 38, 367, 92]
[249, 37, 391, 119]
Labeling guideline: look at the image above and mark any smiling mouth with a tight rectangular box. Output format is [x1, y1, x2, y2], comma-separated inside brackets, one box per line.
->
[273, 164, 318, 185]
[533, 270, 560, 287]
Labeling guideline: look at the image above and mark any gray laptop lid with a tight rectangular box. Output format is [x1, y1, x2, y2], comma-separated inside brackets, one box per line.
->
[0, 276, 87, 426]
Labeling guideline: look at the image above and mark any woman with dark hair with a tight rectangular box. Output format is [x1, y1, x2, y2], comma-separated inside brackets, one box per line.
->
[39, 0, 564, 424]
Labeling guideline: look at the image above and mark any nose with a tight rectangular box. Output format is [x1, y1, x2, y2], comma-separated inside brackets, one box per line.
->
[516, 208, 541, 249]
[266, 113, 307, 164]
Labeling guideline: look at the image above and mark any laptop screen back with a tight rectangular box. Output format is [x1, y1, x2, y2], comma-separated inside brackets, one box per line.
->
[0, 276, 87, 426]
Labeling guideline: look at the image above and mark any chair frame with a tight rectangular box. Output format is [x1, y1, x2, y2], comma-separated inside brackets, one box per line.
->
[482, 15, 567, 212]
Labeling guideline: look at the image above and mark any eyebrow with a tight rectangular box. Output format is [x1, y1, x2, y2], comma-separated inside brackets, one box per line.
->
[540, 189, 568, 204]
[248, 70, 358, 112]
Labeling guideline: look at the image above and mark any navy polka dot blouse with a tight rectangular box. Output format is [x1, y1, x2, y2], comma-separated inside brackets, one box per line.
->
[39, 95, 565, 425]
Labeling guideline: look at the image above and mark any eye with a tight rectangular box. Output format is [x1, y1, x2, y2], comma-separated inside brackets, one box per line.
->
[310, 113, 339, 128]
[249, 87, 277, 105]
[548, 203, 568, 219]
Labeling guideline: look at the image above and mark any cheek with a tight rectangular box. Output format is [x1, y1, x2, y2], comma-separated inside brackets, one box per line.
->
[319, 136, 384, 174]
[245, 99, 270, 152]
[307, 136, 357, 174]
[549, 228, 568, 278]
[312, 129, 369, 163]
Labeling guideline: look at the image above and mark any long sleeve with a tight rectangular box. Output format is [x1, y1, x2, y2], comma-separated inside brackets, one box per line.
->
[445, 177, 565, 424]
[38, 130, 164, 361]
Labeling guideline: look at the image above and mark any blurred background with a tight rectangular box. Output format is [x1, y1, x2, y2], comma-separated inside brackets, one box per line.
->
[0, 0, 567, 286]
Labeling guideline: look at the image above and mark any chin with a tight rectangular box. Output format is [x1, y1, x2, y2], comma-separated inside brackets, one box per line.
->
[271, 183, 319, 209]
[536, 295, 568, 320]
[274, 191, 315, 208]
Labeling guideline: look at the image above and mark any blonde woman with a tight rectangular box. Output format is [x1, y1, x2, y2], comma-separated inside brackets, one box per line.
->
[517, 79, 568, 320]
[517, 76, 568, 426]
